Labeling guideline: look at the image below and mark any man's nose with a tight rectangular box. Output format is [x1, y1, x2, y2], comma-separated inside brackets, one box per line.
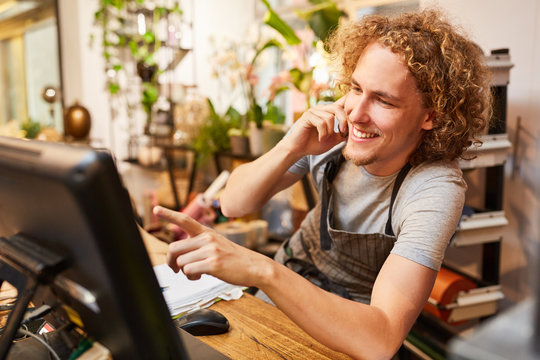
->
[347, 97, 370, 123]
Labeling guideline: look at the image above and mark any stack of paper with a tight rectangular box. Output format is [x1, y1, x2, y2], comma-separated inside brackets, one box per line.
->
[153, 264, 244, 317]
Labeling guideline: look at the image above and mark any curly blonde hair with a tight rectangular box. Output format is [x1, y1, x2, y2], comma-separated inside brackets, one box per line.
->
[326, 9, 492, 165]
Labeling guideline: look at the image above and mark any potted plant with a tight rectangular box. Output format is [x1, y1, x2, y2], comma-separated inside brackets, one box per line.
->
[192, 99, 242, 162]
[94, 1, 184, 136]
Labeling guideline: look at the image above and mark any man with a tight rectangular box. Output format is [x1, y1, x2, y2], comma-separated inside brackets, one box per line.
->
[154, 9, 492, 359]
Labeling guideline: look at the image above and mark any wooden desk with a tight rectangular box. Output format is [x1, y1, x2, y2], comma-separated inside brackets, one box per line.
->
[142, 229, 351, 360]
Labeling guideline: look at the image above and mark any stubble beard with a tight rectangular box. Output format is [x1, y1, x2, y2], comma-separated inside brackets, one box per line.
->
[342, 141, 378, 167]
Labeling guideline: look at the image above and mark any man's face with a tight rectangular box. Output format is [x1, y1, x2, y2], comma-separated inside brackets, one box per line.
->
[342, 42, 433, 176]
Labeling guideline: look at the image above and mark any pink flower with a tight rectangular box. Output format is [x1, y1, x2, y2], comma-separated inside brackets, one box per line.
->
[245, 65, 259, 87]
[266, 72, 293, 101]
[310, 82, 330, 100]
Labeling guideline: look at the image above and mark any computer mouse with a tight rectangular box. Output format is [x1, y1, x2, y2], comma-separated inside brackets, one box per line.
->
[174, 308, 230, 336]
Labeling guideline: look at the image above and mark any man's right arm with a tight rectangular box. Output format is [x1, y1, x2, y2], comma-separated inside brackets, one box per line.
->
[220, 98, 349, 218]
[219, 140, 304, 217]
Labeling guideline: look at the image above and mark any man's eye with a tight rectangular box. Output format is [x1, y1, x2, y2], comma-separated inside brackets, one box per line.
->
[378, 98, 394, 107]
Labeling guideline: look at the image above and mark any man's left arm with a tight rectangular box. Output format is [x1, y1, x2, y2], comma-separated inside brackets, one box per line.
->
[259, 252, 436, 360]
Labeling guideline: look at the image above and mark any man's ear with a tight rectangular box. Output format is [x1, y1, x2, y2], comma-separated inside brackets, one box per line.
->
[421, 110, 436, 131]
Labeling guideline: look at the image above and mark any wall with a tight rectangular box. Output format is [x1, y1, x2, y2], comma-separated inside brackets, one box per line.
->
[57, 0, 110, 149]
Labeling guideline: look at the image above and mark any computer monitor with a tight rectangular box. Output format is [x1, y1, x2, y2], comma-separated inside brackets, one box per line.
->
[0, 136, 227, 360]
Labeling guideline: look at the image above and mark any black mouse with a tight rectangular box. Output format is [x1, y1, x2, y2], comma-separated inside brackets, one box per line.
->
[174, 309, 230, 336]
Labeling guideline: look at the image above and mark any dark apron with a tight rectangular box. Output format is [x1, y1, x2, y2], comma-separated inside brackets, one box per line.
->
[274, 154, 411, 304]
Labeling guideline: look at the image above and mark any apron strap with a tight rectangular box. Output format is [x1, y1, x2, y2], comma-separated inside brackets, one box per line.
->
[384, 162, 412, 236]
[320, 155, 412, 249]
[319, 154, 345, 250]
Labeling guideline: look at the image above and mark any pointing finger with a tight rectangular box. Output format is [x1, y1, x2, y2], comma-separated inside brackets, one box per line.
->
[153, 206, 207, 237]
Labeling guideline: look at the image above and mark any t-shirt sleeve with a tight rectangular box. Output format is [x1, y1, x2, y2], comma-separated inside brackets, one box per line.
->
[390, 167, 466, 271]
[288, 156, 309, 175]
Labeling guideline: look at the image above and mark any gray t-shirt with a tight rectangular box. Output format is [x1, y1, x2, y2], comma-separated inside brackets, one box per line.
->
[288, 142, 466, 271]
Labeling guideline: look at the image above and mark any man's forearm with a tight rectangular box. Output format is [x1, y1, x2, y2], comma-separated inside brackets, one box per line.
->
[258, 261, 404, 360]
[220, 140, 302, 217]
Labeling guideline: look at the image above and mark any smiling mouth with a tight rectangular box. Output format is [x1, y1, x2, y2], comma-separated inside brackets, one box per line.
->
[351, 127, 381, 139]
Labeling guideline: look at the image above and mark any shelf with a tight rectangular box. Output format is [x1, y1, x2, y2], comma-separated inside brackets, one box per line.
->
[485, 52, 514, 87]
[441, 285, 502, 323]
[406, 49, 512, 360]
[459, 134, 512, 169]
[452, 211, 508, 247]
[426, 285, 503, 323]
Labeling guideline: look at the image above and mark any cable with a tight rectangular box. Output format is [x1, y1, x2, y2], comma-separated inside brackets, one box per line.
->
[16, 328, 61, 360]
[0, 304, 13, 311]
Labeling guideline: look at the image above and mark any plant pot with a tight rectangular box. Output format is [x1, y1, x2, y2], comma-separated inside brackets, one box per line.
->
[248, 122, 263, 156]
[137, 61, 158, 82]
[262, 123, 286, 153]
[229, 135, 250, 155]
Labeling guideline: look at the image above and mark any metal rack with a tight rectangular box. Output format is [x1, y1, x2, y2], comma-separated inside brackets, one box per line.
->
[403, 49, 514, 359]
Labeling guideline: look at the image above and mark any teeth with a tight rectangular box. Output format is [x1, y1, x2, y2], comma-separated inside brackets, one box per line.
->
[352, 127, 380, 139]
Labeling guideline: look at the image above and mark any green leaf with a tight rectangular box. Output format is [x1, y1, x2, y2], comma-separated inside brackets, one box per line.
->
[269, 86, 289, 100]
[156, 7, 167, 17]
[21, 120, 41, 139]
[94, 9, 105, 21]
[298, 73, 313, 94]
[264, 103, 285, 124]
[193, 99, 235, 163]
[129, 40, 138, 56]
[207, 98, 218, 119]
[308, 9, 342, 42]
[108, 82, 120, 94]
[295, 1, 343, 42]
[143, 52, 155, 65]
[111, 0, 124, 10]
[225, 106, 242, 128]
[118, 34, 126, 46]
[251, 39, 282, 66]
[172, 4, 183, 15]
[260, 0, 301, 45]
[289, 68, 313, 94]
[142, 83, 158, 113]
[248, 101, 264, 128]
[143, 31, 156, 44]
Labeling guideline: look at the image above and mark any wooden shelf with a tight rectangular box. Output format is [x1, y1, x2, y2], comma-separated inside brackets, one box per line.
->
[459, 134, 512, 170]
[427, 285, 504, 323]
[452, 211, 508, 247]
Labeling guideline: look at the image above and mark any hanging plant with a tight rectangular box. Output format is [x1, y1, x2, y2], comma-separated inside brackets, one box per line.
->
[93, 0, 183, 133]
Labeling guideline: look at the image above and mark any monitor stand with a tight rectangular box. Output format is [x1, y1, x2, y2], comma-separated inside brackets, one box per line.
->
[0, 234, 230, 360]
[0, 234, 68, 359]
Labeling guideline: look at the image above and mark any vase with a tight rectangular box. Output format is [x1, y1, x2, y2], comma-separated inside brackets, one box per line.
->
[248, 122, 263, 156]
[64, 102, 91, 139]
[262, 122, 286, 153]
[229, 135, 250, 155]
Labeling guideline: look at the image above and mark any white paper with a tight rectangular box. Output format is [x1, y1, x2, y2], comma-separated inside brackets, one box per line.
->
[153, 264, 243, 316]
